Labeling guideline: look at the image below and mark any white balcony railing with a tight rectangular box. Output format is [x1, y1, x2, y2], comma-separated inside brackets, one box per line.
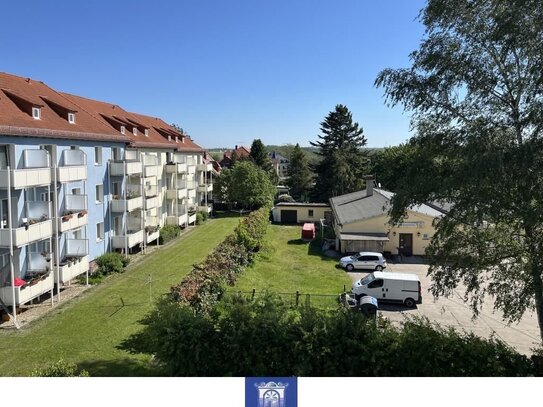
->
[111, 195, 143, 212]
[64, 238, 89, 258]
[197, 184, 213, 193]
[0, 271, 54, 305]
[111, 230, 144, 249]
[197, 163, 212, 172]
[0, 148, 51, 188]
[0, 220, 53, 248]
[55, 255, 89, 284]
[165, 162, 187, 174]
[110, 161, 143, 176]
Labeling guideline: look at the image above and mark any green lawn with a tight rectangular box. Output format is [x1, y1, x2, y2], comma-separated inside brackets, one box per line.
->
[233, 225, 351, 306]
[0, 217, 239, 376]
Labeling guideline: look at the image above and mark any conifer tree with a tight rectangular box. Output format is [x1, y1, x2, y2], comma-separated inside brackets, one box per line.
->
[286, 143, 312, 201]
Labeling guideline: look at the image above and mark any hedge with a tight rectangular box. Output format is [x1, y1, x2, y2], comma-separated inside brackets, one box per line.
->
[159, 224, 180, 244]
[170, 206, 270, 313]
[123, 292, 539, 376]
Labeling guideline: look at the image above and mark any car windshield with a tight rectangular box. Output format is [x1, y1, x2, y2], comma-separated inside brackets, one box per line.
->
[360, 274, 375, 286]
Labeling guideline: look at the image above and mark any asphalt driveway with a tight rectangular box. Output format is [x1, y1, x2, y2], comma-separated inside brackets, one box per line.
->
[347, 258, 541, 355]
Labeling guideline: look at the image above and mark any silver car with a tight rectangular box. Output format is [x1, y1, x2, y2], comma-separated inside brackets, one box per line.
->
[339, 251, 387, 271]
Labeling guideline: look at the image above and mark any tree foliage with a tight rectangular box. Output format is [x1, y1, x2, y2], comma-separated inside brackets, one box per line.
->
[286, 143, 313, 201]
[212, 160, 275, 209]
[311, 104, 369, 201]
[368, 144, 418, 192]
[375, 0, 543, 340]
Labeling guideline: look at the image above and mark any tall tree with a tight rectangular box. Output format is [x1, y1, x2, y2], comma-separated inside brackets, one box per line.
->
[310, 104, 369, 201]
[213, 161, 275, 209]
[286, 143, 313, 201]
[250, 139, 277, 184]
[376, 0, 543, 341]
[368, 144, 417, 192]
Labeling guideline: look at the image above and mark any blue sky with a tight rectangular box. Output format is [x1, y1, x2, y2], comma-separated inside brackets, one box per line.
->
[1, 0, 426, 148]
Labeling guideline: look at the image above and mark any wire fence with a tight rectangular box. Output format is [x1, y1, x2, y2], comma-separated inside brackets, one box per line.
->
[224, 289, 347, 309]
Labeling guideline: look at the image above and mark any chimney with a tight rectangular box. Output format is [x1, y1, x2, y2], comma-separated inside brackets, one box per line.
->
[365, 175, 375, 196]
[235, 145, 238, 150]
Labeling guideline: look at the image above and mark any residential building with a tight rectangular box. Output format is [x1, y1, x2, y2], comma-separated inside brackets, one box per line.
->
[268, 151, 289, 181]
[271, 203, 331, 224]
[218, 145, 250, 168]
[0, 72, 212, 320]
[329, 179, 447, 255]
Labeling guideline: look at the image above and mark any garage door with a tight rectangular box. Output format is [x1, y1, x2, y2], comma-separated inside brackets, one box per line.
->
[280, 210, 297, 224]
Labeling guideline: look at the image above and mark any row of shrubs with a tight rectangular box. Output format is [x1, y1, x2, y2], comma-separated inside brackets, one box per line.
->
[169, 206, 270, 313]
[123, 292, 541, 376]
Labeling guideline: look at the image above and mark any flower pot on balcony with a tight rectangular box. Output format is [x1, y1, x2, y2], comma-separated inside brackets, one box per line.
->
[78, 210, 87, 218]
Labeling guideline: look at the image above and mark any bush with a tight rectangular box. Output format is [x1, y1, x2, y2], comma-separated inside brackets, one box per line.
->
[95, 252, 126, 276]
[277, 194, 295, 203]
[123, 293, 536, 377]
[159, 225, 180, 244]
[196, 211, 208, 225]
[30, 360, 89, 377]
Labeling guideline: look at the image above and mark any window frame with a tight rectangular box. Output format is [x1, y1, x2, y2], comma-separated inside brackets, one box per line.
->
[32, 107, 41, 120]
[94, 146, 103, 166]
[96, 222, 104, 241]
[95, 184, 103, 204]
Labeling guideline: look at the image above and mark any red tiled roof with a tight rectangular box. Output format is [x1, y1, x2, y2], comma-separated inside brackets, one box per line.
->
[0, 72, 125, 142]
[224, 145, 250, 159]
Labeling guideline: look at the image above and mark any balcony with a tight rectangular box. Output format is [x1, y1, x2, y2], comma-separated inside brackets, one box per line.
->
[0, 201, 52, 247]
[110, 160, 142, 176]
[0, 149, 51, 189]
[143, 155, 161, 178]
[197, 163, 212, 172]
[58, 195, 88, 232]
[111, 186, 143, 212]
[186, 180, 196, 190]
[166, 206, 187, 226]
[144, 185, 159, 209]
[165, 162, 187, 174]
[55, 149, 87, 183]
[56, 255, 89, 284]
[166, 180, 187, 200]
[0, 268, 54, 306]
[144, 220, 160, 244]
[188, 189, 196, 199]
[111, 230, 144, 249]
[188, 213, 197, 225]
[197, 183, 213, 193]
[198, 204, 213, 214]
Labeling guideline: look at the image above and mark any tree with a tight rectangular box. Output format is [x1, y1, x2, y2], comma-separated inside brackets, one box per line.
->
[250, 139, 277, 184]
[368, 144, 418, 192]
[286, 143, 313, 201]
[310, 104, 369, 201]
[375, 0, 543, 340]
[213, 161, 275, 209]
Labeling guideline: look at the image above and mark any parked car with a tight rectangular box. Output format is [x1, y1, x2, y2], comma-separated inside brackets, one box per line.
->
[351, 271, 422, 307]
[339, 251, 387, 271]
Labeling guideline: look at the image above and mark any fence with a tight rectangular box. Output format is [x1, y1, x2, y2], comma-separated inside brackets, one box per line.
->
[224, 288, 349, 309]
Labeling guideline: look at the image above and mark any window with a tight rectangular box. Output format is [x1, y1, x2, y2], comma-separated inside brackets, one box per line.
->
[95, 184, 103, 204]
[0, 199, 9, 229]
[423, 233, 430, 240]
[308, 209, 314, 218]
[68, 113, 75, 124]
[112, 147, 122, 161]
[168, 135, 172, 142]
[32, 107, 41, 119]
[120, 125, 125, 135]
[133, 127, 138, 136]
[94, 147, 102, 165]
[96, 222, 104, 241]
[368, 279, 384, 289]
[144, 129, 149, 137]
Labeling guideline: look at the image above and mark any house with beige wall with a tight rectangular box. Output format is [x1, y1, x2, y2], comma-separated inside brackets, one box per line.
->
[329, 183, 447, 255]
[272, 202, 331, 224]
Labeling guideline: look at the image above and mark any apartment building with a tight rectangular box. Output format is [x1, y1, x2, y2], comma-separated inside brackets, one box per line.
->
[0, 72, 213, 320]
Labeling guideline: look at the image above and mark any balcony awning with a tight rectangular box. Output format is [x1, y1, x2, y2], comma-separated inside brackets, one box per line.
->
[339, 233, 389, 241]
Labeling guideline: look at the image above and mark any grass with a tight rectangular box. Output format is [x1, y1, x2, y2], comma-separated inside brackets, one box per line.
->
[0, 217, 239, 377]
[232, 225, 351, 307]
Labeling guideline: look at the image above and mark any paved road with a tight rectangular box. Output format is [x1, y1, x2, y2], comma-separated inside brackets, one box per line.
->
[347, 259, 541, 355]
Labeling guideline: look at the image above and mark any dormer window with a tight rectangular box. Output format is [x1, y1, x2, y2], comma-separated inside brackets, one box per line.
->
[32, 107, 41, 120]
[168, 135, 172, 142]
[120, 125, 125, 135]
[133, 127, 138, 136]
[144, 129, 149, 137]
[175, 136, 179, 143]
[68, 112, 75, 124]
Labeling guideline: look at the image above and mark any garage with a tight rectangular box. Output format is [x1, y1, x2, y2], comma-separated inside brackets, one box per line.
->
[280, 210, 297, 224]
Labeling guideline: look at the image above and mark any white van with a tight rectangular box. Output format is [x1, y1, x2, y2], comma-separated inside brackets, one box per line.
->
[351, 271, 422, 307]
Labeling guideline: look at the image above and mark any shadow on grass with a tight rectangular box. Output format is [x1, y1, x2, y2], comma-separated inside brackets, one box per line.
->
[308, 240, 340, 262]
[287, 238, 309, 245]
[78, 357, 162, 377]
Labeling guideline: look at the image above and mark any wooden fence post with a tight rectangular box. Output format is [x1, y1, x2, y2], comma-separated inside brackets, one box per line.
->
[252, 288, 256, 300]
[295, 290, 300, 306]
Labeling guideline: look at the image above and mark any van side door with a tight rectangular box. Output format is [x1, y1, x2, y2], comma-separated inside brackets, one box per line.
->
[367, 278, 384, 298]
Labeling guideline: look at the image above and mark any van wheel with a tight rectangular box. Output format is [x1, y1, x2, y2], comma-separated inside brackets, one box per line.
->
[404, 298, 416, 308]
[375, 265, 383, 271]
[346, 264, 354, 271]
